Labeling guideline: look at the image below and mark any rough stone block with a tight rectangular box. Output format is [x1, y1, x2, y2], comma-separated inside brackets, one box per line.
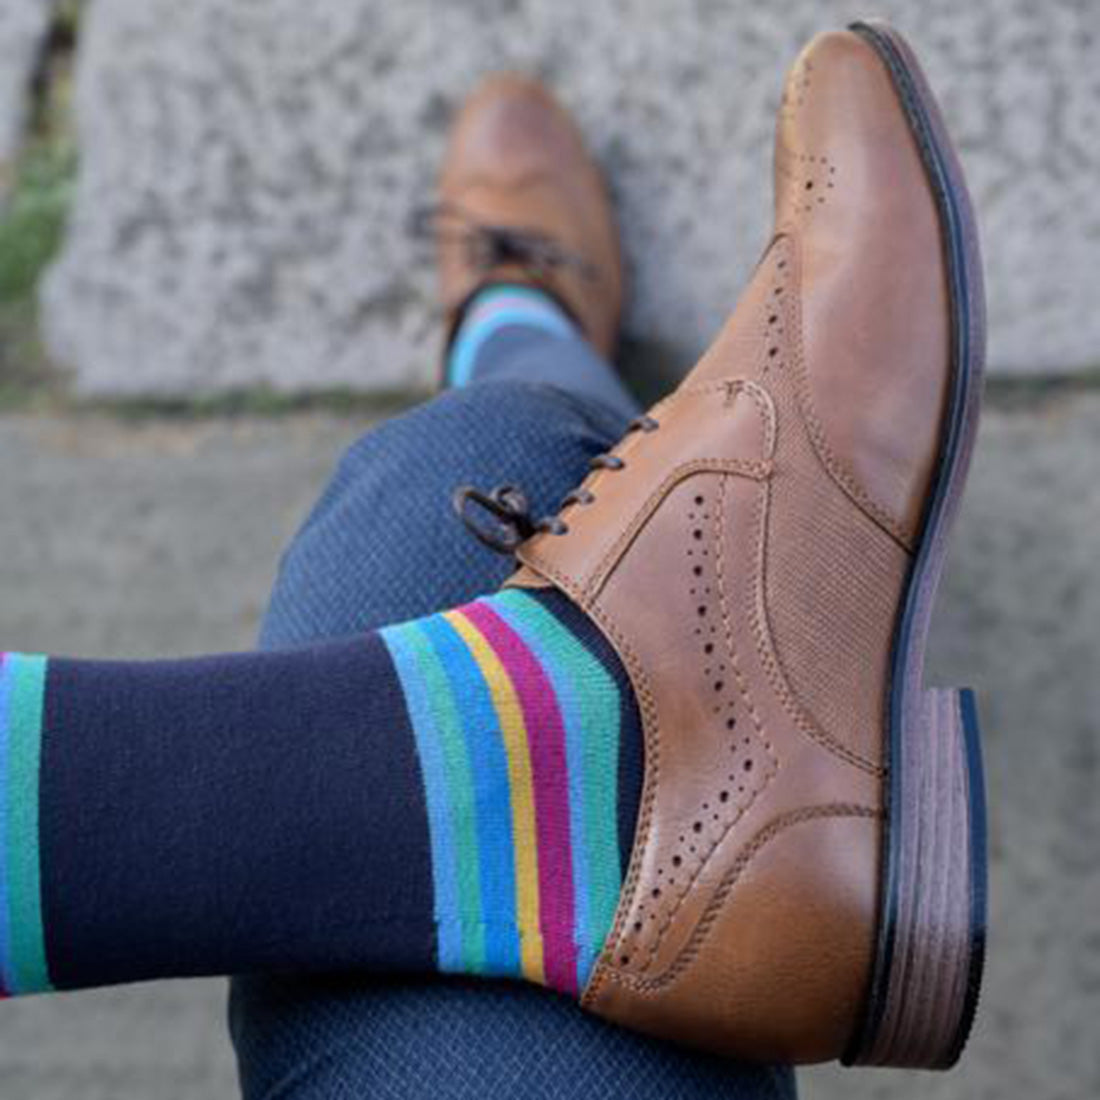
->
[39, 0, 1100, 393]
[0, 0, 53, 204]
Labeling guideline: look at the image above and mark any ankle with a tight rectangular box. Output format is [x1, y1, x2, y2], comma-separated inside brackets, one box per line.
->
[380, 587, 642, 993]
[445, 284, 578, 389]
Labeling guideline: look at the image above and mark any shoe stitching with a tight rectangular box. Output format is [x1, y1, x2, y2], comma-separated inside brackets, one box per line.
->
[583, 449, 882, 996]
[775, 83, 914, 545]
[617, 472, 782, 976]
[541, 379, 873, 998]
[581, 72, 935, 1022]
[583, 456, 770, 601]
[585, 379, 777, 598]
[601, 803, 881, 994]
[519, 460, 772, 607]
[588, 243, 887, 989]
[748, 472, 885, 776]
[774, 232, 916, 551]
[609, 461, 880, 981]
[539, 321, 886, 997]
[557, 465, 780, 1008]
[738, 240, 890, 775]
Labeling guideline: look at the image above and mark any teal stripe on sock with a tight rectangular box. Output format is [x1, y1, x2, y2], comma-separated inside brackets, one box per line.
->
[493, 591, 622, 982]
[2, 655, 52, 994]
[380, 627, 464, 971]
[398, 623, 486, 973]
[0, 654, 15, 994]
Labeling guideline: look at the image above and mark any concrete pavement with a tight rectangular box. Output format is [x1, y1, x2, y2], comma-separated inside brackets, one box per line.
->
[0, 392, 1096, 1098]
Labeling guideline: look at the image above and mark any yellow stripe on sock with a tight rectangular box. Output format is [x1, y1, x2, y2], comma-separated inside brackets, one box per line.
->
[444, 609, 544, 985]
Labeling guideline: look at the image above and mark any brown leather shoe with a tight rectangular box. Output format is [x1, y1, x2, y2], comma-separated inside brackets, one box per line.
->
[505, 23, 987, 1068]
[427, 73, 623, 357]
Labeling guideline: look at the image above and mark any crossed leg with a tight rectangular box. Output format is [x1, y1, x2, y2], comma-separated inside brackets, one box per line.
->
[229, 330, 794, 1099]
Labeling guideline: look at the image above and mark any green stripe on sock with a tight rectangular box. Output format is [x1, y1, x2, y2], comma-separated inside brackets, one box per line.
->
[6, 655, 52, 994]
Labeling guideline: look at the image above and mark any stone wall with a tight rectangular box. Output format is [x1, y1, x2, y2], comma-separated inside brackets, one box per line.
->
[34, 0, 1100, 392]
[0, 0, 53, 204]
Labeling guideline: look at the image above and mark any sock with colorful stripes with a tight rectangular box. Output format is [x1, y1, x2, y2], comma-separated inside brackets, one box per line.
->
[0, 589, 641, 998]
[446, 283, 577, 388]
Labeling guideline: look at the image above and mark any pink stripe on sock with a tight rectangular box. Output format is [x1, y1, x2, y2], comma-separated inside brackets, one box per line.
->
[461, 600, 579, 994]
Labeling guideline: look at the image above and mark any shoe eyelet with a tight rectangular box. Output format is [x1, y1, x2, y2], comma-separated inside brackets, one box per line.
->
[591, 454, 625, 471]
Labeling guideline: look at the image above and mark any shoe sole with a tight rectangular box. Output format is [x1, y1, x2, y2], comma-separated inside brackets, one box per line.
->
[842, 21, 989, 1069]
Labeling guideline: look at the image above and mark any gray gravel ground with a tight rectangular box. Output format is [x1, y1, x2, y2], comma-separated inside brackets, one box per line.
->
[0, 394, 1097, 1099]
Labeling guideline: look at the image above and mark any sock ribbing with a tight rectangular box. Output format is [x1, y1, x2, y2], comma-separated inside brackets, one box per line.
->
[0, 652, 52, 997]
[446, 284, 576, 388]
[0, 592, 641, 1000]
[380, 588, 640, 994]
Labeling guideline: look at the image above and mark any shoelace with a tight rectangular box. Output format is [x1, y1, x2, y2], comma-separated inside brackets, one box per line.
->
[409, 201, 600, 285]
[454, 414, 660, 555]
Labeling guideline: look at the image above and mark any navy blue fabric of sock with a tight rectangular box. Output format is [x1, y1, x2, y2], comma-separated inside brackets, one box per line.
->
[38, 637, 434, 990]
[15, 598, 642, 993]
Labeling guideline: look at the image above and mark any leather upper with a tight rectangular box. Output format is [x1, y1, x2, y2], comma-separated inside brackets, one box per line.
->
[506, 30, 951, 1062]
[437, 74, 623, 355]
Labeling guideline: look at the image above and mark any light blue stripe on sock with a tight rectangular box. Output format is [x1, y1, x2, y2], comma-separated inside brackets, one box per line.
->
[380, 626, 464, 972]
[419, 615, 520, 977]
[492, 591, 622, 986]
[0, 654, 14, 993]
[448, 286, 575, 387]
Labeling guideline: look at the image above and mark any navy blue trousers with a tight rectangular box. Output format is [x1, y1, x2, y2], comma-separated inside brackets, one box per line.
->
[230, 322, 797, 1100]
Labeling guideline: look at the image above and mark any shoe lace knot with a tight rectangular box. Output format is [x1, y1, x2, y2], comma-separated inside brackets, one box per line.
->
[411, 201, 599, 285]
[454, 413, 660, 555]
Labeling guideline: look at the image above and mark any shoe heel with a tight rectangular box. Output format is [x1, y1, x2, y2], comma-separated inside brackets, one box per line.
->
[847, 687, 988, 1068]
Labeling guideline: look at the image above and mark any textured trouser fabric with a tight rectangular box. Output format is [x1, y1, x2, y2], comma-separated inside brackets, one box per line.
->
[457, 315, 641, 424]
[230, 326, 796, 1100]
